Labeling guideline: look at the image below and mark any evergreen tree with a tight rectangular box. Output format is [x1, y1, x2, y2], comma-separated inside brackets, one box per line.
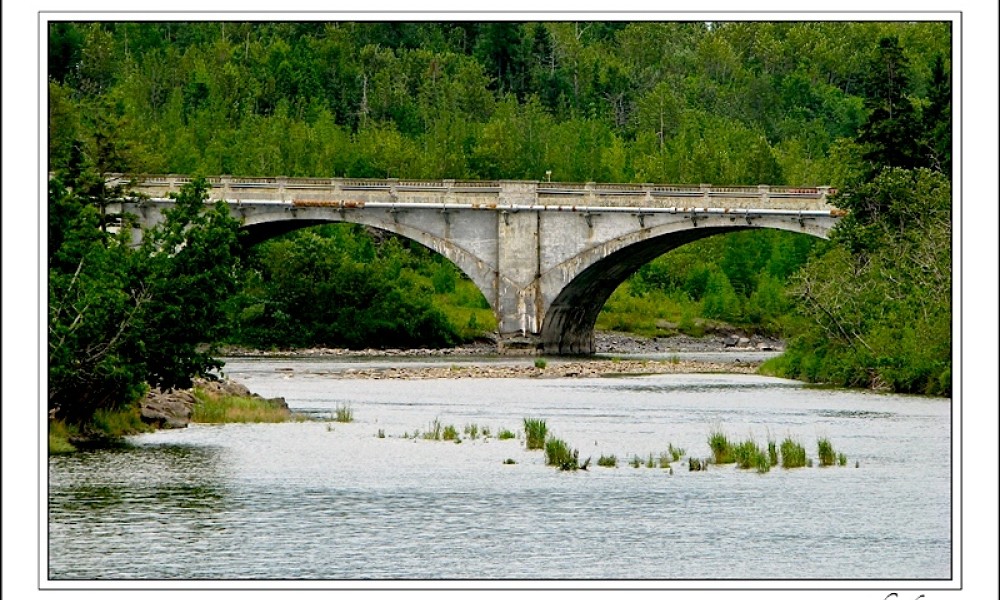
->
[856, 36, 923, 174]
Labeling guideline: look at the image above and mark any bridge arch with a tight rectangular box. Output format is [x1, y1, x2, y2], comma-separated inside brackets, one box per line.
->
[538, 217, 831, 354]
[238, 212, 500, 320]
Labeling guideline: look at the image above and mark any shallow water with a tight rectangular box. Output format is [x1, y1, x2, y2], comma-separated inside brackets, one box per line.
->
[48, 357, 952, 581]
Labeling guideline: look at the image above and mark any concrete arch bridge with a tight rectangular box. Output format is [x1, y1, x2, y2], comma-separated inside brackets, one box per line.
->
[110, 175, 842, 355]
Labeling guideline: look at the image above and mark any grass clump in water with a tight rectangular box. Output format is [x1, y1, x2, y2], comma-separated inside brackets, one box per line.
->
[334, 403, 354, 423]
[630, 454, 642, 468]
[597, 454, 618, 467]
[768, 438, 779, 467]
[523, 418, 548, 450]
[753, 450, 771, 473]
[838, 452, 848, 467]
[545, 437, 587, 470]
[780, 437, 808, 469]
[708, 428, 735, 464]
[463, 423, 479, 440]
[817, 437, 837, 466]
[734, 440, 771, 473]
[497, 428, 516, 440]
[668, 443, 685, 462]
[732, 439, 758, 470]
[442, 424, 460, 441]
[422, 419, 443, 440]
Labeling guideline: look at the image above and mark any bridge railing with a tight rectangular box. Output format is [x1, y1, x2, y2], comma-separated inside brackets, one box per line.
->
[106, 174, 835, 210]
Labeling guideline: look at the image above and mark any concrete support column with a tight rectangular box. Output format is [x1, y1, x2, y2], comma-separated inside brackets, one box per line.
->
[496, 181, 543, 350]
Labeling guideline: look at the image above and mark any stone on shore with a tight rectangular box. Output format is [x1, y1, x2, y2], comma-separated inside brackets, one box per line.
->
[139, 378, 290, 429]
[140, 388, 197, 429]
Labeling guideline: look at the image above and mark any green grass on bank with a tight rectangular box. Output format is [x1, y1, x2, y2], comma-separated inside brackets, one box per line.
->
[596, 287, 701, 338]
[191, 389, 303, 424]
[48, 404, 154, 454]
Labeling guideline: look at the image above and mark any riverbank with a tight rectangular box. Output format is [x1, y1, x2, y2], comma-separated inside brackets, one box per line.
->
[218, 331, 781, 379]
[310, 357, 762, 380]
[220, 331, 784, 360]
[48, 378, 297, 454]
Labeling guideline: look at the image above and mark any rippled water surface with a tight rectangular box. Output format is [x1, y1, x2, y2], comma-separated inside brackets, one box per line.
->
[48, 357, 952, 581]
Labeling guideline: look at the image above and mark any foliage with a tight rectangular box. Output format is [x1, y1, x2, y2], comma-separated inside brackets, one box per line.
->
[229, 225, 461, 349]
[817, 437, 837, 467]
[523, 418, 548, 450]
[48, 175, 244, 426]
[422, 418, 445, 440]
[667, 443, 685, 462]
[768, 168, 951, 395]
[708, 428, 735, 465]
[48, 420, 79, 454]
[334, 404, 354, 423]
[49, 21, 948, 186]
[544, 437, 584, 471]
[780, 437, 808, 469]
[47, 22, 952, 396]
[442, 424, 460, 441]
[597, 454, 618, 467]
[191, 389, 299, 423]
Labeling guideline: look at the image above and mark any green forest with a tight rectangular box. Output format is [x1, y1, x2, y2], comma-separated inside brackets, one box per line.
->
[47, 21, 953, 435]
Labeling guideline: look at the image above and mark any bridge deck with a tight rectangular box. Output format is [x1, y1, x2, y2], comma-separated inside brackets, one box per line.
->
[110, 174, 837, 212]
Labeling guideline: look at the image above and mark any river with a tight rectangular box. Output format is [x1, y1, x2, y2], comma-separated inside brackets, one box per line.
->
[47, 354, 952, 582]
